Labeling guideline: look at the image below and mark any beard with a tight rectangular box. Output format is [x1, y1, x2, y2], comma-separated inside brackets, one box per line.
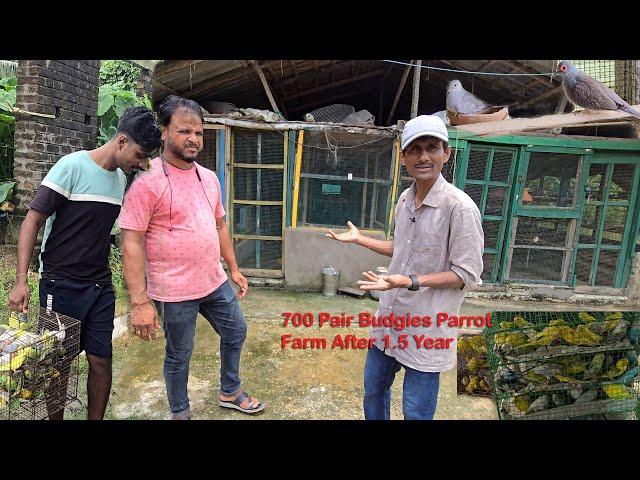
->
[166, 138, 199, 163]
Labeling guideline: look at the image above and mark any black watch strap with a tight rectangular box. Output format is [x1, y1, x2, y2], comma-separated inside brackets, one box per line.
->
[408, 274, 420, 291]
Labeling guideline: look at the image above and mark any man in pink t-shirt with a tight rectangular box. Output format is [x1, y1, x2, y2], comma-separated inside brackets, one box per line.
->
[119, 96, 264, 418]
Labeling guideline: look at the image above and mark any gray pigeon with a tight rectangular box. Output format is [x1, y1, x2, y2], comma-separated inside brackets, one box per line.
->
[446, 79, 502, 115]
[557, 60, 640, 119]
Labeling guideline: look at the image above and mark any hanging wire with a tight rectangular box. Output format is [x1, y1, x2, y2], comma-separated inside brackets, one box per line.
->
[382, 59, 556, 77]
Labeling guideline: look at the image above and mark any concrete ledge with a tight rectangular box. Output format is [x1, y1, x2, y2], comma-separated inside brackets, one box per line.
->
[530, 286, 574, 301]
[284, 227, 390, 291]
[247, 277, 284, 289]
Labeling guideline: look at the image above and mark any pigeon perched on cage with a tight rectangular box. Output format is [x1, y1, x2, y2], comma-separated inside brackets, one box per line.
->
[446, 79, 504, 115]
[556, 61, 640, 119]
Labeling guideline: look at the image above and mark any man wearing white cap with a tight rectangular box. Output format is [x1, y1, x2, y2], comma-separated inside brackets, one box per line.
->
[327, 115, 484, 420]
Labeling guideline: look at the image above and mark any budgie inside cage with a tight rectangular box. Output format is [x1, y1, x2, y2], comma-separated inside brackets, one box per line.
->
[0, 308, 81, 420]
[484, 311, 640, 420]
[457, 333, 492, 398]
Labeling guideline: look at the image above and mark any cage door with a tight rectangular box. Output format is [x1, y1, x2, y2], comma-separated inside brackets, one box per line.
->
[231, 129, 287, 276]
[573, 159, 639, 288]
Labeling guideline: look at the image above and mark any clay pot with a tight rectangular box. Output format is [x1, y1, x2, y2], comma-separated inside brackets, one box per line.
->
[447, 107, 509, 126]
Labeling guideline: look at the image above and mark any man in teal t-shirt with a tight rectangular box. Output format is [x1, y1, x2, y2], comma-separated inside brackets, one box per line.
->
[8, 106, 161, 420]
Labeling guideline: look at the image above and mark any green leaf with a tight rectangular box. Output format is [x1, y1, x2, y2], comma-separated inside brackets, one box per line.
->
[97, 85, 115, 116]
[0, 90, 16, 112]
[0, 113, 15, 125]
[114, 93, 135, 118]
[0, 181, 16, 203]
[0, 76, 17, 90]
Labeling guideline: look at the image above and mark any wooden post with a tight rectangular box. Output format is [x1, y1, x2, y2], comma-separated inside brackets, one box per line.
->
[410, 60, 422, 119]
[251, 60, 283, 116]
[555, 96, 569, 114]
[302, 177, 309, 224]
[291, 130, 304, 228]
[388, 139, 401, 229]
[615, 60, 640, 137]
[386, 60, 414, 125]
[551, 95, 570, 134]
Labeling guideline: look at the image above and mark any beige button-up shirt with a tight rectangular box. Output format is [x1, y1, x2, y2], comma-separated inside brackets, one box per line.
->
[371, 174, 484, 372]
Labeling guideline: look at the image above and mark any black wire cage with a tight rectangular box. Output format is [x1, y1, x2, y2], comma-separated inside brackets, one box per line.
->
[0, 308, 81, 420]
[485, 311, 640, 420]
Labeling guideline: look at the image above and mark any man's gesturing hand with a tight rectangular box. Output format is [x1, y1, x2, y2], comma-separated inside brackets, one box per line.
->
[326, 220, 361, 244]
[357, 271, 412, 291]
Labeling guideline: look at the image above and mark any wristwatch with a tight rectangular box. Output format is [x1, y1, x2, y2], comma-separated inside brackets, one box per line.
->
[407, 274, 420, 291]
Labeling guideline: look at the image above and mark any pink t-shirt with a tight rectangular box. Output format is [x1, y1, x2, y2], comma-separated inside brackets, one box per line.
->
[119, 158, 227, 302]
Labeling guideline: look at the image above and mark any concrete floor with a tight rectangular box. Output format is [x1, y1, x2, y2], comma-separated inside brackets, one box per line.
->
[68, 288, 605, 420]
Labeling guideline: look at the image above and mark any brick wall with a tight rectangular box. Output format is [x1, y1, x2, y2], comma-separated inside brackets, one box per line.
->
[4, 60, 99, 245]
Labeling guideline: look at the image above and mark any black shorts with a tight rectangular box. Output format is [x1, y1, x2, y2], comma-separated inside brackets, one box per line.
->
[39, 278, 115, 358]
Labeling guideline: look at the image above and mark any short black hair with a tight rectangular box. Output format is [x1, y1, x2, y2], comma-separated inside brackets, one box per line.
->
[157, 95, 204, 127]
[117, 106, 162, 153]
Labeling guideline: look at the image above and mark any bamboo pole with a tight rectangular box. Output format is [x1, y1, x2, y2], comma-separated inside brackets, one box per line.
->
[410, 60, 422, 119]
[386, 60, 414, 125]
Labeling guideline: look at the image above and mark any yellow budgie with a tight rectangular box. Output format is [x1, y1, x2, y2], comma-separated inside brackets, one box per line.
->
[574, 324, 602, 346]
[584, 353, 605, 380]
[514, 395, 530, 412]
[579, 312, 598, 323]
[603, 358, 629, 379]
[602, 383, 634, 400]
[465, 376, 479, 393]
[513, 316, 533, 328]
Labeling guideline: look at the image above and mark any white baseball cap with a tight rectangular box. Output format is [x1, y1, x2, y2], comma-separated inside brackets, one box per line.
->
[401, 115, 449, 151]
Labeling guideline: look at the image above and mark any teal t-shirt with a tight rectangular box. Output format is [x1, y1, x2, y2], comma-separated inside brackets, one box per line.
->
[29, 151, 126, 282]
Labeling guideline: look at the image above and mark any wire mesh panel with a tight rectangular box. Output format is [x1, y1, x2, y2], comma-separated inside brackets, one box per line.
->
[462, 144, 518, 283]
[232, 129, 286, 272]
[0, 308, 81, 420]
[573, 60, 640, 107]
[509, 218, 571, 282]
[297, 130, 395, 229]
[575, 159, 639, 287]
[524, 152, 580, 208]
[486, 311, 640, 420]
[507, 150, 582, 285]
[197, 129, 218, 173]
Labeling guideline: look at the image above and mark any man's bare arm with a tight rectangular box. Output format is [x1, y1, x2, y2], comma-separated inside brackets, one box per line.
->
[121, 228, 158, 341]
[216, 216, 248, 298]
[326, 221, 394, 257]
[8, 209, 49, 312]
[358, 270, 464, 291]
[121, 229, 149, 305]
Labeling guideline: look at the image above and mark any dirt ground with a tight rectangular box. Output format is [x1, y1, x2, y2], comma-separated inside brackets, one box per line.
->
[63, 288, 628, 420]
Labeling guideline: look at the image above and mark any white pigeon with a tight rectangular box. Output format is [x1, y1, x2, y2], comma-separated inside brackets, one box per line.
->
[446, 79, 501, 115]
